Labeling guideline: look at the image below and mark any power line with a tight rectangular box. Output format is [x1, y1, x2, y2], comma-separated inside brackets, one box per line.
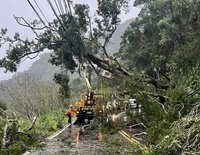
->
[62, 0, 69, 14]
[33, 0, 49, 24]
[25, 0, 72, 65]
[47, 0, 77, 69]
[58, 0, 65, 15]
[33, 0, 57, 40]
[26, 0, 47, 28]
[26, 0, 60, 43]
[54, 0, 62, 16]
[66, 0, 72, 16]
[47, 0, 67, 33]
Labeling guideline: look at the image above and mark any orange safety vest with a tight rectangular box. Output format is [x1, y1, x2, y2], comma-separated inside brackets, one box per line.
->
[65, 108, 77, 115]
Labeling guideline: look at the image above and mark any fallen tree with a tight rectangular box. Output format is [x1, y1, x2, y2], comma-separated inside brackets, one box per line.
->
[1, 112, 37, 149]
[150, 104, 200, 155]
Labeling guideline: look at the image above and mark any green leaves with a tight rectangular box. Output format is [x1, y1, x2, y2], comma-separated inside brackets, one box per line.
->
[74, 4, 90, 33]
[0, 0, 136, 100]
[118, 0, 200, 77]
[0, 28, 7, 35]
[53, 72, 70, 99]
[95, 0, 129, 38]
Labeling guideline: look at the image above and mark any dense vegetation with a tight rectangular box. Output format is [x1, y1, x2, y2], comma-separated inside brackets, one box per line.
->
[0, 0, 200, 154]
[115, 0, 200, 154]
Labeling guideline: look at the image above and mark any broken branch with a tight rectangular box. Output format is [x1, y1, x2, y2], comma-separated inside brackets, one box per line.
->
[26, 115, 38, 132]
[2, 116, 8, 149]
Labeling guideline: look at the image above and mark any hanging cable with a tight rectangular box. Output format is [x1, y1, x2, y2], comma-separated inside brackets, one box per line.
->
[25, 0, 71, 69]
[33, 0, 58, 40]
[47, 0, 67, 32]
[26, 0, 59, 44]
[58, 0, 65, 15]
[54, 0, 62, 16]
[48, 0, 76, 71]
[26, 0, 47, 27]
[62, 0, 69, 14]
[67, 0, 72, 16]
[26, 0, 57, 39]
[33, 0, 49, 24]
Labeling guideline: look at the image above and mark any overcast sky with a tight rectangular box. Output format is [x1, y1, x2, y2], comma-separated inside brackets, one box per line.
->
[0, 0, 140, 81]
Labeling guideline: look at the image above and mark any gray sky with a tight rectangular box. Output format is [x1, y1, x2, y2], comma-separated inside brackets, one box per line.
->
[0, 0, 140, 81]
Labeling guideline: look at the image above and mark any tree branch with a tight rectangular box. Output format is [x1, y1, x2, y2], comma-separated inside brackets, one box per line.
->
[14, 16, 44, 38]
[84, 53, 130, 77]
[12, 42, 50, 63]
[2, 119, 8, 149]
[14, 16, 46, 30]
[142, 77, 172, 89]
[0, 107, 7, 116]
[14, 131, 32, 139]
[142, 91, 168, 113]
[26, 115, 38, 132]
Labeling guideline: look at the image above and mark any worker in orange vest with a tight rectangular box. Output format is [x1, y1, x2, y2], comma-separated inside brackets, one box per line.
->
[65, 105, 77, 125]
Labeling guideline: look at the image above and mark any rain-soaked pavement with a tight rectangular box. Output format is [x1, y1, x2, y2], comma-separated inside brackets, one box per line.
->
[24, 124, 106, 155]
[23, 122, 148, 155]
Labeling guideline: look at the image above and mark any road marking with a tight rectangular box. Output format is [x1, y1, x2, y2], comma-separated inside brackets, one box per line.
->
[118, 130, 148, 152]
[46, 121, 75, 140]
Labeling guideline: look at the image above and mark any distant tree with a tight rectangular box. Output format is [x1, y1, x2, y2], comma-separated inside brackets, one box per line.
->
[0, 100, 7, 117]
[0, 73, 61, 119]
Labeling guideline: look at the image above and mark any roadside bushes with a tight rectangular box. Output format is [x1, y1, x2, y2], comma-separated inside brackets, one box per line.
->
[34, 110, 67, 135]
[0, 109, 68, 154]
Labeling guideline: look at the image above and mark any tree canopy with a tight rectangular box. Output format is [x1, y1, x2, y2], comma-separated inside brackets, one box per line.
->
[118, 0, 200, 77]
[1, 0, 200, 154]
[0, 0, 129, 73]
[0, 0, 132, 98]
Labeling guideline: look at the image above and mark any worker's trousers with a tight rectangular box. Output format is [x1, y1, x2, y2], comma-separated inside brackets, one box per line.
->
[67, 114, 72, 124]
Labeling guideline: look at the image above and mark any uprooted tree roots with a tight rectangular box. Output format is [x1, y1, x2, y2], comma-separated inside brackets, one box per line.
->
[151, 104, 200, 155]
